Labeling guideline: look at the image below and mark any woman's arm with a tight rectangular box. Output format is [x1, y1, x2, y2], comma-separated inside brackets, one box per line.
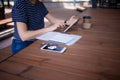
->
[16, 22, 65, 41]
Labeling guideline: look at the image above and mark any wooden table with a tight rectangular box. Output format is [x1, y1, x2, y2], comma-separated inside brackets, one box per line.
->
[0, 18, 12, 26]
[1, 25, 120, 80]
[0, 8, 120, 80]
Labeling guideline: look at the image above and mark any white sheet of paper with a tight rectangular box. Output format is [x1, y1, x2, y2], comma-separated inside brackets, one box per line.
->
[36, 32, 55, 41]
[49, 32, 74, 44]
[36, 32, 82, 46]
[66, 34, 82, 45]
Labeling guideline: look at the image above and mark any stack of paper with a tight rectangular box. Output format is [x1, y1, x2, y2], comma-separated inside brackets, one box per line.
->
[36, 32, 82, 46]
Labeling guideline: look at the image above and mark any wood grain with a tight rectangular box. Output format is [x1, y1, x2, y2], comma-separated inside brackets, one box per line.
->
[0, 8, 120, 80]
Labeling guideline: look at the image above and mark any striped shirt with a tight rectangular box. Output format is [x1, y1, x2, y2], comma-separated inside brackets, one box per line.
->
[12, 0, 48, 40]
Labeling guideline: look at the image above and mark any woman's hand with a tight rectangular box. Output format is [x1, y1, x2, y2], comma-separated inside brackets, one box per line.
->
[49, 22, 66, 31]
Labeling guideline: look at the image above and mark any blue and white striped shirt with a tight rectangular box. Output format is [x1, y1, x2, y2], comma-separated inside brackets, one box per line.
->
[12, 0, 48, 40]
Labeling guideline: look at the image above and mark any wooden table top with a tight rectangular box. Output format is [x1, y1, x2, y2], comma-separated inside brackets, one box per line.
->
[0, 18, 12, 25]
[0, 8, 120, 80]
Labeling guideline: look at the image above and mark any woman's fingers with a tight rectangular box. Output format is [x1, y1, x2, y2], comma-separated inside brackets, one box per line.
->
[51, 22, 66, 31]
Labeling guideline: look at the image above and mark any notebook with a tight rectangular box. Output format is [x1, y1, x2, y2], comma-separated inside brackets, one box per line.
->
[36, 31, 82, 46]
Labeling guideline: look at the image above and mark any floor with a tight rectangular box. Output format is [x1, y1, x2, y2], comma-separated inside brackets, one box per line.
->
[0, 5, 120, 80]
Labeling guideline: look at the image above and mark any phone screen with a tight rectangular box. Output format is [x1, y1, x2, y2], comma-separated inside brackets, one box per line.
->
[41, 43, 66, 53]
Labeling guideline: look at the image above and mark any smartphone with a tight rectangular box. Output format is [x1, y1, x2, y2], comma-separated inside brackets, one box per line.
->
[41, 43, 67, 53]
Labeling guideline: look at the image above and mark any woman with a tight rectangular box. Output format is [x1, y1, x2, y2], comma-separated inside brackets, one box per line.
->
[12, 0, 78, 54]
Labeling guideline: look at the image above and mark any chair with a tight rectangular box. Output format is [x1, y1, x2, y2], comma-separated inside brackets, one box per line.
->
[98, 0, 119, 8]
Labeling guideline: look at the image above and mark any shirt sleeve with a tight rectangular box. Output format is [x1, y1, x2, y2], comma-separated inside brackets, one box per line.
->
[12, 1, 27, 23]
[41, 3, 49, 17]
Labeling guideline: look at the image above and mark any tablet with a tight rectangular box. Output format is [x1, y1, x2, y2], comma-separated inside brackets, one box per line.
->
[63, 21, 75, 32]
[41, 43, 67, 53]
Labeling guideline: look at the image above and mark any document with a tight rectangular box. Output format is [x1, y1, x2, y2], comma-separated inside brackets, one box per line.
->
[49, 32, 74, 44]
[36, 32, 82, 46]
